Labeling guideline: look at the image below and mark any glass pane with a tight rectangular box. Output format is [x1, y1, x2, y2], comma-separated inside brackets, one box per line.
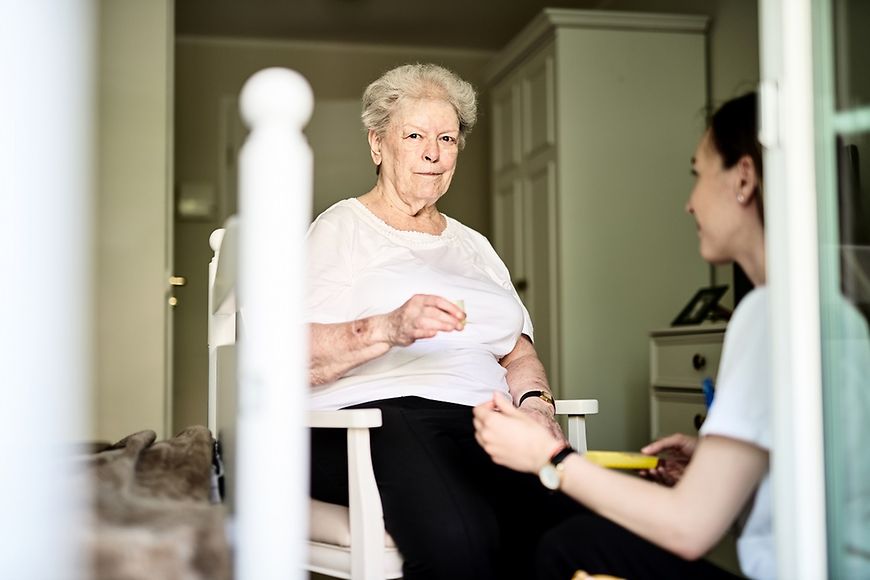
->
[832, 0, 870, 109]
[838, 133, 870, 303]
[822, 130, 870, 577]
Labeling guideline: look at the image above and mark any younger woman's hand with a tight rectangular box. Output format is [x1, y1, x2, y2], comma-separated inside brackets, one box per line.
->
[638, 433, 697, 486]
[384, 294, 466, 347]
[474, 393, 563, 473]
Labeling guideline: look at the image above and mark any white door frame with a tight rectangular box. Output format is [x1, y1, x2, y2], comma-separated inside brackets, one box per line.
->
[759, 0, 828, 577]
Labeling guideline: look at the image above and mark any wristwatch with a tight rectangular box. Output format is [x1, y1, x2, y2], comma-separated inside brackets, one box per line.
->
[538, 446, 575, 490]
[518, 389, 555, 410]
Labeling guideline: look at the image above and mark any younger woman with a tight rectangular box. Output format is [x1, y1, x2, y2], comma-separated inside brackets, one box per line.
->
[475, 93, 770, 579]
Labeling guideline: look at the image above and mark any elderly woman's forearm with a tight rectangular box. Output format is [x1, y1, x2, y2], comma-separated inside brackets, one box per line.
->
[504, 354, 550, 401]
[309, 319, 392, 385]
[501, 336, 551, 402]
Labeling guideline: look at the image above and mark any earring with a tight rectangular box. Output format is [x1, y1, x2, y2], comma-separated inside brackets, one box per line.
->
[737, 194, 745, 203]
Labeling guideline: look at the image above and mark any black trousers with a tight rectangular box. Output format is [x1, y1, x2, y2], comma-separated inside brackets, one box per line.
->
[310, 396, 585, 580]
[536, 511, 743, 580]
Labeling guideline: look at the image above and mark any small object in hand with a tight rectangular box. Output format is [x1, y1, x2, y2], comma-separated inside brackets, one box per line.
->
[572, 571, 625, 580]
[583, 451, 660, 470]
[453, 299, 466, 329]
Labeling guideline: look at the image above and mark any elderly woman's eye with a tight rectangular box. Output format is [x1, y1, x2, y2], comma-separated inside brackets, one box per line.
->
[441, 135, 457, 143]
[407, 132, 420, 139]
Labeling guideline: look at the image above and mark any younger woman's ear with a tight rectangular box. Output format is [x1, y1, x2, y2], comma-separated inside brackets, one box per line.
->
[736, 154, 759, 204]
[367, 130, 382, 165]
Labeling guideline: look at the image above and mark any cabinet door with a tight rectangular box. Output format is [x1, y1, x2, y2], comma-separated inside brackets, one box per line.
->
[492, 79, 521, 175]
[492, 74, 527, 303]
[493, 177, 527, 302]
[491, 40, 560, 391]
[524, 158, 560, 389]
[521, 45, 556, 159]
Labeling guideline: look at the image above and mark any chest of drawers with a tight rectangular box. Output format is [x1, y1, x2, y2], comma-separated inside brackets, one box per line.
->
[649, 323, 727, 439]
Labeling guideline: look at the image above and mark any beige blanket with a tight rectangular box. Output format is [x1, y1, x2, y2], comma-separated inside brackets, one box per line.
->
[83, 426, 231, 580]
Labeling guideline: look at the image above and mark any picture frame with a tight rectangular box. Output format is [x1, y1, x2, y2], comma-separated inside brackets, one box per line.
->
[671, 285, 729, 326]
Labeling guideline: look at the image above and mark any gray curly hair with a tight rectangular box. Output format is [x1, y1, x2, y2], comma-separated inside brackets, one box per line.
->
[361, 63, 478, 150]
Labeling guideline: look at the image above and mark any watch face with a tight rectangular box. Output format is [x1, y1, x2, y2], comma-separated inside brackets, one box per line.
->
[539, 464, 561, 490]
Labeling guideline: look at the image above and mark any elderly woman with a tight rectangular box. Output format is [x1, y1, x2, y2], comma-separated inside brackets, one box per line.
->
[306, 63, 579, 579]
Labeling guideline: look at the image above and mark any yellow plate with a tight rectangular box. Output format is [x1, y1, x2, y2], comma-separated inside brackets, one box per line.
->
[583, 451, 659, 470]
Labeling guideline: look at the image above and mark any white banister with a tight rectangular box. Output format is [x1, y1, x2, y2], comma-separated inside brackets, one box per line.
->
[235, 67, 313, 580]
[0, 1, 95, 578]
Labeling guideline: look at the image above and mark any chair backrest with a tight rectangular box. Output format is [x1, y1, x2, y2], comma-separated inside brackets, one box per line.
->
[208, 219, 240, 511]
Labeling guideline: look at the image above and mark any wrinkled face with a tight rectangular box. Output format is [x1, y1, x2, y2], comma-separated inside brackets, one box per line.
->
[686, 131, 743, 264]
[370, 98, 460, 208]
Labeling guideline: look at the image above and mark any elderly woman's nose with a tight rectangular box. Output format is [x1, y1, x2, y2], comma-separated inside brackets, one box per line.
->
[423, 140, 440, 162]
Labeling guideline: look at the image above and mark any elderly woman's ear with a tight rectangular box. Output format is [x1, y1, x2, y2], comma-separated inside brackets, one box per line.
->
[368, 129, 383, 166]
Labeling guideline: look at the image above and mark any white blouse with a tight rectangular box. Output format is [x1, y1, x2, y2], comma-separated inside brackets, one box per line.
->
[305, 198, 533, 410]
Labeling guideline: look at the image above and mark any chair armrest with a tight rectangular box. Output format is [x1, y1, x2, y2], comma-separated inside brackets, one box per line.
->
[554, 399, 599, 453]
[307, 409, 383, 429]
[306, 408, 389, 577]
[555, 399, 598, 416]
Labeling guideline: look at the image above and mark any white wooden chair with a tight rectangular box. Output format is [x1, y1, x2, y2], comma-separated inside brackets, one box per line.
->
[208, 223, 599, 579]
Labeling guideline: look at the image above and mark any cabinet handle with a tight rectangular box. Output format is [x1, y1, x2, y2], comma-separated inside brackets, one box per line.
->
[515, 279, 528, 291]
[692, 353, 706, 370]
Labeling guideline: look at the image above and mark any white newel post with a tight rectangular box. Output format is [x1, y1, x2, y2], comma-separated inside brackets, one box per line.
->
[0, 1, 95, 578]
[236, 68, 313, 579]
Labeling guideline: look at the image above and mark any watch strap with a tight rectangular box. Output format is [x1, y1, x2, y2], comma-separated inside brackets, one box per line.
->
[518, 389, 555, 409]
[549, 445, 575, 467]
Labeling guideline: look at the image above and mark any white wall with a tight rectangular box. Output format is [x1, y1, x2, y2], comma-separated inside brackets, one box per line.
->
[555, 26, 710, 451]
[96, 0, 173, 441]
[609, 0, 761, 308]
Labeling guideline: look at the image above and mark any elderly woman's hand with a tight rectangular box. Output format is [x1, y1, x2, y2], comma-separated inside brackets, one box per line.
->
[384, 294, 466, 347]
[474, 393, 564, 473]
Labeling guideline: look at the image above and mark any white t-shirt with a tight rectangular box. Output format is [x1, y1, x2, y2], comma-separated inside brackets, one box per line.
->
[700, 287, 774, 579]
[701, 287, 870, 579]
[305, 198, 533, 410]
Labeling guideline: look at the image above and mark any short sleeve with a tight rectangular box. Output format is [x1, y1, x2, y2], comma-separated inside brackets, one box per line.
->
[458, 224, 534, 342]
[305, 211, 355, 323]
[700, 289, 772, 451]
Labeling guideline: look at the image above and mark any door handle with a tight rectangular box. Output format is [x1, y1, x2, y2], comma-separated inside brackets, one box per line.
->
[168, 275, 186, 308]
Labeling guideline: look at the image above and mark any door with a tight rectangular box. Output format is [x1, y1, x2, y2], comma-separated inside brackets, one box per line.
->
[96, 0, 175, 441]
[812, 0, 870, 576]
[760, 0, 870, 575]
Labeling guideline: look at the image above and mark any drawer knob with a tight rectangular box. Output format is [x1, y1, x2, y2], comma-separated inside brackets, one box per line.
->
[692, 353, 706, 370]
[694, 413, 706, 431]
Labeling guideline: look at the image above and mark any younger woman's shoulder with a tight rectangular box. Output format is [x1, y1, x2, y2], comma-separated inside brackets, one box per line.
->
[734, 286, 770, 317]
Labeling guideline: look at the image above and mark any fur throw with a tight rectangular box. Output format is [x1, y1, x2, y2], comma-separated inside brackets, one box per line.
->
[83, 426, 230, 580]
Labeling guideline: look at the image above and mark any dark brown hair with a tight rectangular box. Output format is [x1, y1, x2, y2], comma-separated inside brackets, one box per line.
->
[709, 92, 763, 218]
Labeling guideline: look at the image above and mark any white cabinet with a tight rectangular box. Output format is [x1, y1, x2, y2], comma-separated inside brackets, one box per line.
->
[649, 323, 726, 439]
[487, 9, 711, 450]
